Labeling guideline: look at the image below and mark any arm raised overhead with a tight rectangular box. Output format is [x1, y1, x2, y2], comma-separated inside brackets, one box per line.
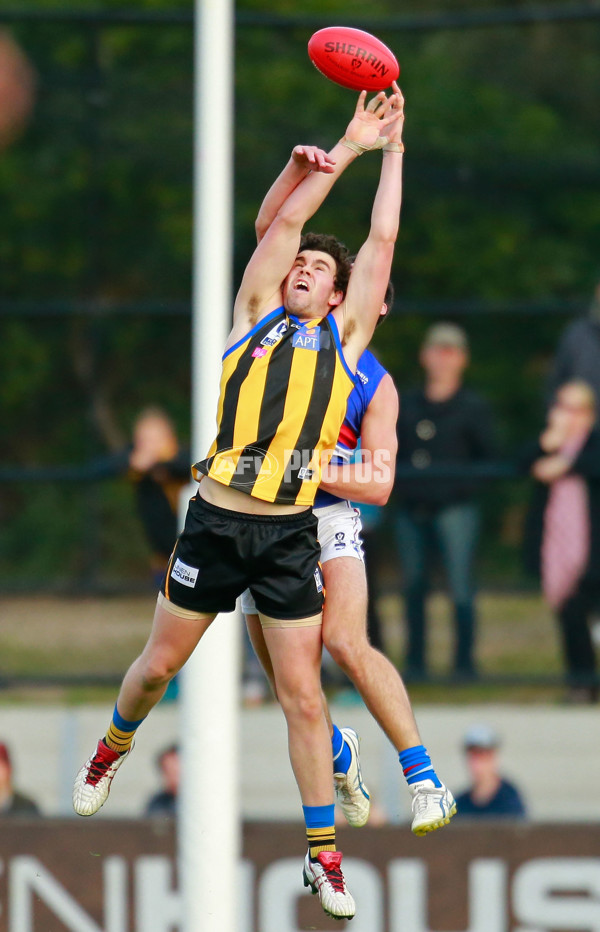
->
[227, 89, 400, 350]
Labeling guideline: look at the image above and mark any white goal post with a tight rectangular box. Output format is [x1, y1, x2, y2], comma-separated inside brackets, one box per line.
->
[179, 1, 240, 931]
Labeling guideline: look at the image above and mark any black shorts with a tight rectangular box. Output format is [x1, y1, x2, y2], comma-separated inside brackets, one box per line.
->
[160, 494, 324, 621]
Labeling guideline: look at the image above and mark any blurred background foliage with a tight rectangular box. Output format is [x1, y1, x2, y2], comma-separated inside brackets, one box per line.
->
[1, 0, 600, 589]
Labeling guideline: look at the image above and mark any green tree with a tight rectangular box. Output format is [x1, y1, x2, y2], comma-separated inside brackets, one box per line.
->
[1, 1, 600, 586]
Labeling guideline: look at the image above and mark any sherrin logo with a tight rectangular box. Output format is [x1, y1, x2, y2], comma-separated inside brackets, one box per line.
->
[323, 40, 390, 78]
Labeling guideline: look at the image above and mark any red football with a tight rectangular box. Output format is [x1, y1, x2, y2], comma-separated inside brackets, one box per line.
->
[308, 26, 399, 92]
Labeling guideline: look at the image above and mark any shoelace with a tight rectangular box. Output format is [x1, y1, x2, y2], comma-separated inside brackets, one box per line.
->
[85, 749, 116, 786]
[323, 864, 346, 893]
[414, 787, 440, 815]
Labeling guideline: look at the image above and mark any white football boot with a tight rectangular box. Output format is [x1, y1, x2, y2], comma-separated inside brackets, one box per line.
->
[303, 850, 356, 920]
[333, 727, 370, 828]
[410, 779, 456, 835]
[73, 738, 132, 816]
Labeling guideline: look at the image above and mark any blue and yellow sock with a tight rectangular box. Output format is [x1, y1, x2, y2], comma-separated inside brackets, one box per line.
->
[331, 724, 352, 775]
[105, 704, 145, 754]
[399, 745, 441, 787]
[303, 804, 336, 859]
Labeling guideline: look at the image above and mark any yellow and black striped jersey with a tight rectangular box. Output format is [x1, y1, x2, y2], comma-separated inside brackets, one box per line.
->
[193, 307, 355, 506]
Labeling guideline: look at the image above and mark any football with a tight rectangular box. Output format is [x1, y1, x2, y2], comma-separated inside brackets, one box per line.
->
[308, 26, 399, 92]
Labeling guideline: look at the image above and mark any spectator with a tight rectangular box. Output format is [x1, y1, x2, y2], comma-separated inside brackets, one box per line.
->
[0, 742, 40, 816]
[145, 744, 179, 817]
[128, 407, 190, 586]
[524, 380, 600, 702]
[393, 323, 495, 679]
[547, 280, 600, 405]
[455, 724, 526, 819]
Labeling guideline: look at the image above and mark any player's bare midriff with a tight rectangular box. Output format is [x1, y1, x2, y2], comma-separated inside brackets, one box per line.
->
[198, 475, 309, 516]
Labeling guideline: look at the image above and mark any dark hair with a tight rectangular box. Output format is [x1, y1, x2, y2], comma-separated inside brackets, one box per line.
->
[375, 279, 395, 329]
[299, 232, 351, 296]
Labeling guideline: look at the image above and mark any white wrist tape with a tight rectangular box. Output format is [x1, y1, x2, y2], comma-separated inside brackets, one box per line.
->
[342, 135, 389, 156]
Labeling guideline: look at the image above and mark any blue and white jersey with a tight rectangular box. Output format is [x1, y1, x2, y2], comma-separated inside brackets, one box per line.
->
[314, 348, 388, 508]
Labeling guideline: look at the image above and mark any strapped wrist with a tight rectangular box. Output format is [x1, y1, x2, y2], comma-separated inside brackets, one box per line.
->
[341, 136, 372, 156]
[341, 135, 404, 156]
[383, 141, 404, 153]
[342, 134, 393, 155]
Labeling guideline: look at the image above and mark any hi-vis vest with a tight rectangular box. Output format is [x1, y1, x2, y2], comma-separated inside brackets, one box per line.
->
[193, 307, 355, 506]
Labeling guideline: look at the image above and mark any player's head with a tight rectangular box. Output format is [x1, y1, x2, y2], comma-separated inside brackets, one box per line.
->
[282, 233, 351, 319]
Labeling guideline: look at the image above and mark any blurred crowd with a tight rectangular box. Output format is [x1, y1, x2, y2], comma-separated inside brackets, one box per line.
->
[1, 28, 599, 703]
[381, 285, 600, 704]
[112, 282, 600, 708]
[381, 291, 600, 704]
[0, 30, 596, 843]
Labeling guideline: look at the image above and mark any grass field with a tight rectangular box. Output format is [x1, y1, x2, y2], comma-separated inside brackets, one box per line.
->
[0, 590, 572, 704]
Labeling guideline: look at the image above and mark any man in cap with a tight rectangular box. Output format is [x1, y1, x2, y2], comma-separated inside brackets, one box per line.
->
[394, 323, 495, 679]
[455, 724, 526, 818]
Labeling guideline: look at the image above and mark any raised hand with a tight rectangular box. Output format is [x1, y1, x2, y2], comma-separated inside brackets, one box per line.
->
[291, 145, 336, 173]
[381, 81, 405, 144]
[344, 88, 400, 150]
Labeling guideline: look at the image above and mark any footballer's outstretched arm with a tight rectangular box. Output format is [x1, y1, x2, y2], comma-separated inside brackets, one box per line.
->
[255, 146, 336, 244]
[230, 90, 400, 341]
[335, 83, 404, 367]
